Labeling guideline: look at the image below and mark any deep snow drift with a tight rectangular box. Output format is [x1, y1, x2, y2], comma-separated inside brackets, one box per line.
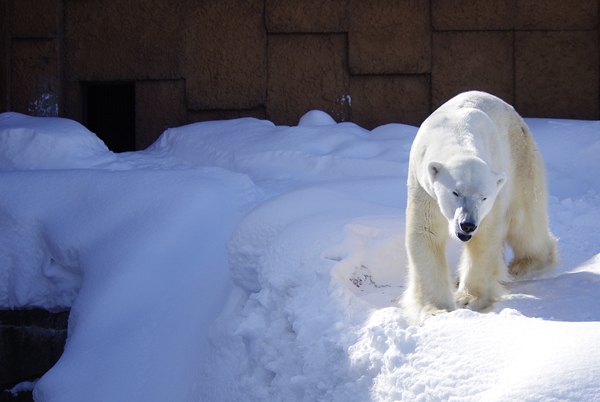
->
[1, 111, 599, 401]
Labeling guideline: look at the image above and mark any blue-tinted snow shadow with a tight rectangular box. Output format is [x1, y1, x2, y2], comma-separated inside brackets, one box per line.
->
[491, 260, 600, 322]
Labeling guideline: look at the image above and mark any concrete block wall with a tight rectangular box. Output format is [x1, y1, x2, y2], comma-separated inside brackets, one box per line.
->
[0, 309, 68, 400]
[431, 0, 599, 119]
[1, 0, 599, 148]
[3, 0, 60, 118]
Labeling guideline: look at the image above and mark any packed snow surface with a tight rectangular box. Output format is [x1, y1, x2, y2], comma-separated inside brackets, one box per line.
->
[1, 110, 599, 401]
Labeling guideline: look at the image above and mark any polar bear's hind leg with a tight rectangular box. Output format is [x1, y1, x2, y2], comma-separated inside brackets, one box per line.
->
[507, 231, 558, 279]
[506, 125, 558, 279]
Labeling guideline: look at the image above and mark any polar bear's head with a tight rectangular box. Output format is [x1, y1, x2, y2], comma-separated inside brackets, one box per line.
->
[427, 156, 507, 242]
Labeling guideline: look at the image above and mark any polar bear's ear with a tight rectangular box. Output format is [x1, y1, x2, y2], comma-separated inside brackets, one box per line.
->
[428, 161, 443, 182]
[495, 171, 507, 189]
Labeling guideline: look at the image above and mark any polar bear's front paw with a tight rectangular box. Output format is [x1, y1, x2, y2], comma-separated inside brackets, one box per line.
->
[454, 291, 491, 311]
[423, 305, 452, 317]
[418, 305, 453, 325]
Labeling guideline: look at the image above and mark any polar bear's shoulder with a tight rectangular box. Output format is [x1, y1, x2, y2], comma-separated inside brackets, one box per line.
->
[415, 92, 506, 154]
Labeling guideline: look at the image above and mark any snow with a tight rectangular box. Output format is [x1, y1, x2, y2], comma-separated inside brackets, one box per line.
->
[0, 110, 599, 401]
[5, 379, 38, 397]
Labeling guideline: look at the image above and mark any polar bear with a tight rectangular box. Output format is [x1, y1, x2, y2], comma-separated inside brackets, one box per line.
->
[402, 91, 558, 325]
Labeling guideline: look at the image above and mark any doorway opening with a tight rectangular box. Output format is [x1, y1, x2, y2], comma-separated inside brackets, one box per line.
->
[82, 82, 135, 152]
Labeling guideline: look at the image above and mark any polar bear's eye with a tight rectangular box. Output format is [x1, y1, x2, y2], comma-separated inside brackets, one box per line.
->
[452, 191, 459, 197]
[482, 197, 487, 201]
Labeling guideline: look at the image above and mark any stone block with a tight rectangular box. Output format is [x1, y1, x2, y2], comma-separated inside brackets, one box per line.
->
[63, 0, 184, 80]
[10, 0, 59, 38]
[266, 0, 348, 32]
[0, 2, 7, 112]
[432, 0, 598, 31]
[432, 31, 514, 110]
[432, 0, 516, 30]
[351, 75, 430, 129]
[135, 80, 186, 150]
[0, 391, 35, 402]
[517, 0, 598, 30]
[10, 38, 60, 116]
[0, 309, 68, 389]
[62, 80, 82, 123]
[0, 389, 34, 401]
[186, 0, 266, 110]
[267, 34, 350, 126]
[349, 0, 430, 74]
[515, 31, 599, 119]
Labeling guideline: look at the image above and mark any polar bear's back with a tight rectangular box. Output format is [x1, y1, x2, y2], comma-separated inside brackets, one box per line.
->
[433, 91, 520, 140]
[441, 91, 513, 113]
[448, 92, 544, 186]
[411, 91, 518, 181]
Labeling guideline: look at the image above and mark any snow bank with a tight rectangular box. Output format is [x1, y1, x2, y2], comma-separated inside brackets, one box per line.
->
[0, 168, 259, 401]
[144, 116, 414, 196]
[199, 185, 406, 401]
[0, 112, 118, 170]
[364, 308, 600, 401]
[0, 110, 599, 401]
[527, 119, 600, 198]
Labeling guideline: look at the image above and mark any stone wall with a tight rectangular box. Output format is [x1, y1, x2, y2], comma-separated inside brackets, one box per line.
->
[1, 0, 598, 149]
[0, 309, 68, 401]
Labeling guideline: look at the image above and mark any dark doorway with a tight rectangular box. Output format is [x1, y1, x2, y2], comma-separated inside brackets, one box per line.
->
[82, 82, 135, 153]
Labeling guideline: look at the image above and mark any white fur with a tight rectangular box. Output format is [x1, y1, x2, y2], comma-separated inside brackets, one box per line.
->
[403, 91, 558, 325]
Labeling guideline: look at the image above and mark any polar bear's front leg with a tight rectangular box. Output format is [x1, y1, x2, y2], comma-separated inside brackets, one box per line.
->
[403, 187, 455, 325]
[455, 208, 507, 310]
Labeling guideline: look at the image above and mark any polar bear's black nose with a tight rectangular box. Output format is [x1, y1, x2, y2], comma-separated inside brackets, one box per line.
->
[460, 222, 477, 233]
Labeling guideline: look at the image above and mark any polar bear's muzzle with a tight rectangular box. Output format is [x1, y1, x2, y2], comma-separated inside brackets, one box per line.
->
[454, 199, 478, 242]
[456, 221, 477, 242]
[456, 231, 472, 242]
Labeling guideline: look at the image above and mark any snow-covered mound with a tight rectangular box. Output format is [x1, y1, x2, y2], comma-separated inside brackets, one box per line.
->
[0, 111, 599, 401]
[0, 112, 119, 170]
[144, 116, 414, 196]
